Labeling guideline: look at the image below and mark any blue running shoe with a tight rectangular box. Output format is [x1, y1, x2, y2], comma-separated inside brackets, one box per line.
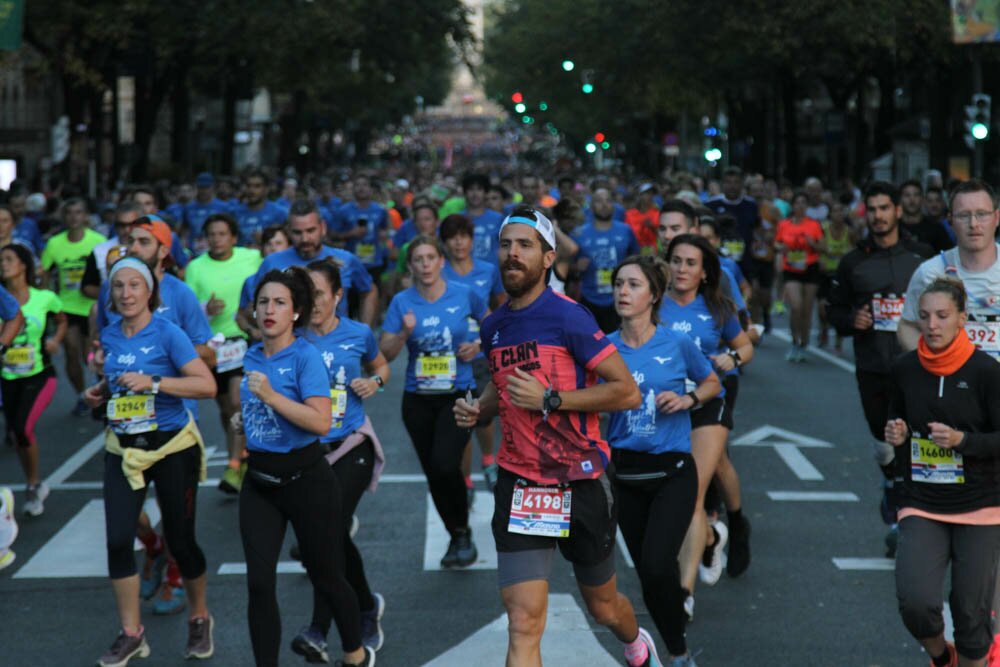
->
[291, 626, 329, 664]
[152, 586, 186, 615]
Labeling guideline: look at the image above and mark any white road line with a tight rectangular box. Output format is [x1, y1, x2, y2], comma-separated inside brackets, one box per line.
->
[615, 531, 634, 568]
[767, 491, 859, 502]
[217, 561, 306, 575]
[773, 443, 824, 481]
[43, 432, 104, 487]
[424, 491, 496, 570]
[422, 594, 621, 666]
[832, 557, 894, 571]
[771, 329, 856, 373]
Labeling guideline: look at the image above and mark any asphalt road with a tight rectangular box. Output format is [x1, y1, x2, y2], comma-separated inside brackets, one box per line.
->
[0, 326, 936, 666]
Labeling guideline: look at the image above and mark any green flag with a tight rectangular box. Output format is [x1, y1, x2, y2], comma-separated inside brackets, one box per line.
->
[0, 0, 24, 51]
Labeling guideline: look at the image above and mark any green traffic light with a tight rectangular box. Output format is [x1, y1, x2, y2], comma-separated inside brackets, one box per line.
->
[522, 115, 533, 124]
[601, 141, 610, 150]
[582, 83, 594, 94]
[585, 142, 597, 153]
[973, 122, 989, 140]
[539, 102, 548, 111]
[514, 103, 526, 113]
[562, 60, 575, 72]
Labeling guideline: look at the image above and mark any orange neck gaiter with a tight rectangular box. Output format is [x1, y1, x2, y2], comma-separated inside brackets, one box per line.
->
[917, 328, 975, 376]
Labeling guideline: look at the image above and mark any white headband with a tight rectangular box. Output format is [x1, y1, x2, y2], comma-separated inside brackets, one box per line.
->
[108, 257, 154, 291]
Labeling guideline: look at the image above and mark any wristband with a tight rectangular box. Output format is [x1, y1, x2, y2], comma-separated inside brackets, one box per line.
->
[686, 391, 701, 409]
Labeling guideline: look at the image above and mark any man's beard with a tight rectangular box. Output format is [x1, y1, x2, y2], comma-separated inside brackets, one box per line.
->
[501, 259, 546, 297]
[870, 219, 897, 237]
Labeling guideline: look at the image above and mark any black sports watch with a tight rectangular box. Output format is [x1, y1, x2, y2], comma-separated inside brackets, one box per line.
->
[151, 375, 162, 395]
[728, 350, 743, 368]
[542, 388, 562, 415]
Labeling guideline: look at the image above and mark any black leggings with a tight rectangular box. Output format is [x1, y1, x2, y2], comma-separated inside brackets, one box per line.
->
[239, 443, 361, 665]
[896, 516, 1000, 660]
[1, 371, 57, 448]
[311, 438, 377, 636]
[613, 449, 698, 656]
[103, 441, 206, 580]
[402, 391, 470, 533]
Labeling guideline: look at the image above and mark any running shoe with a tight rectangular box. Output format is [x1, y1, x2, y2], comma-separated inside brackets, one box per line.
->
[631, 627, 661, 667]
[23, 482, 49, 517]
[928, 642, 957, 667]
[482, 463, 499, 492]
[152, 586, 186, 615]
[334, 646, 375, 667]
[667, 655, 697, 667]
[139, 551, 166, 600]
[360, 592, 385, 651]
[784, 347, 797, 362]
[217, 466, 243, 495]
[0, 486, 18, 548]
[726, 514, 752, 577]
[184, 614, 214, 659]
[350, 513, 359, 539]
[97, 629, 150, 667]
[441, 527, 477, 568]
[291, 626, 329, 664]
[683, 594, 695, 623]
[0, 548, 14, 571]
[698, 521, 728, 586]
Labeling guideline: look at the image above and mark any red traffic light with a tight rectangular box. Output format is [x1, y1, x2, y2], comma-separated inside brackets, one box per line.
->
[511, 92, 523, 103]
[594, 132, 606, 143]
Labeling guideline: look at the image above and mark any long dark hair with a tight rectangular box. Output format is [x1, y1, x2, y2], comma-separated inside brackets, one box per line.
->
[1, 243, 36, 288]
[665, 233, 736, 327]
[612, 255, 669, 324]
[253, 266, 314, 324]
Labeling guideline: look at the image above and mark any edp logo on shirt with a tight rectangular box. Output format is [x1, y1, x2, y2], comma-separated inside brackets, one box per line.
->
[117, 353, 136, 366]
[423, 316, 441, 327]
[672, 321, 692, 334]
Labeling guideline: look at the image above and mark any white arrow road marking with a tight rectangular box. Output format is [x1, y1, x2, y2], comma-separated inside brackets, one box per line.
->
[421, 593, 621, 666]
[768, 491, 859, 502]
[732, 425, 833, 481]
[424, 491, 497, 570]
[15, 497, 160, 579]
[733, 425, 833, 447]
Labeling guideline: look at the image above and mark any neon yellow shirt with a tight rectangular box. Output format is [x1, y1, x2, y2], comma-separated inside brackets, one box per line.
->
[185, 247, 261, 339]
[40, 228, 106, 316]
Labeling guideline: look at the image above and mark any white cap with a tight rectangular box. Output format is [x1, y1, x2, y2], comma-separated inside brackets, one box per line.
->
[394, 178, 410, 189]
[499, 209, 557, 250]
[25, 193, 46, 213]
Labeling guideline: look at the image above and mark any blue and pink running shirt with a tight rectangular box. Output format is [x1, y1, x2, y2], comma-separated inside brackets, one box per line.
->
[480, 287, 617, 484]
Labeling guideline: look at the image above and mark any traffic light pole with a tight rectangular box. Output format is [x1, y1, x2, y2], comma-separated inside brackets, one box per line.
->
[973, 50, 984, 178]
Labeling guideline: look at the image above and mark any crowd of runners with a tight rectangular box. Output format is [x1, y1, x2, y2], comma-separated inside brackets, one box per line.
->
[0, 164, 997, 667]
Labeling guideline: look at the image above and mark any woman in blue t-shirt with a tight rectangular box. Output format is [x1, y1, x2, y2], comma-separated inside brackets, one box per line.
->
[288, 258, 390, 659]
[380, 234, 487, 569]
[233, 266, 371, 667]
[608, 255, 721, 667]
[82, 257, 217, 666]
[661, 233, 754, 619]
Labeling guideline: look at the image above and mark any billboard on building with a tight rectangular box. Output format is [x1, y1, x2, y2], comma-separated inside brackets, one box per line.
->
[953, 0, 1000, 43]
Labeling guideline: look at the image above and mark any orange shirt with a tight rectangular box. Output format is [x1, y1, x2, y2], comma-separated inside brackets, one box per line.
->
[625, 207, 659, 251]
[775, 218, 823, 272]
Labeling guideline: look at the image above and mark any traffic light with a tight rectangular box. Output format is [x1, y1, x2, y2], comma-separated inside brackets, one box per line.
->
[601, 141, 610, 150]
[704, 148, 722, 162]
[594, 132, 606, 143]
[538, 101, 548, 111]
[585, 142, 597, 153]
[582, 83, 594, 94]
[511, 91, 523, 103]
[562, 60, 575, 72]
[514, 103, 526, 113]
[966, 93, 991, 145]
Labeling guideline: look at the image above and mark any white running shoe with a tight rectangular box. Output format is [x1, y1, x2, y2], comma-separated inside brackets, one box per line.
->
[698, 521, 729, 586]
[0, 487, 18, 549]
[23, 482, 49, 517]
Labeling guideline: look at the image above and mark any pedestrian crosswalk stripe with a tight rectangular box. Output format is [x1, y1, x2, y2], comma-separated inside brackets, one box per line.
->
[421, 593, 620, 665]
